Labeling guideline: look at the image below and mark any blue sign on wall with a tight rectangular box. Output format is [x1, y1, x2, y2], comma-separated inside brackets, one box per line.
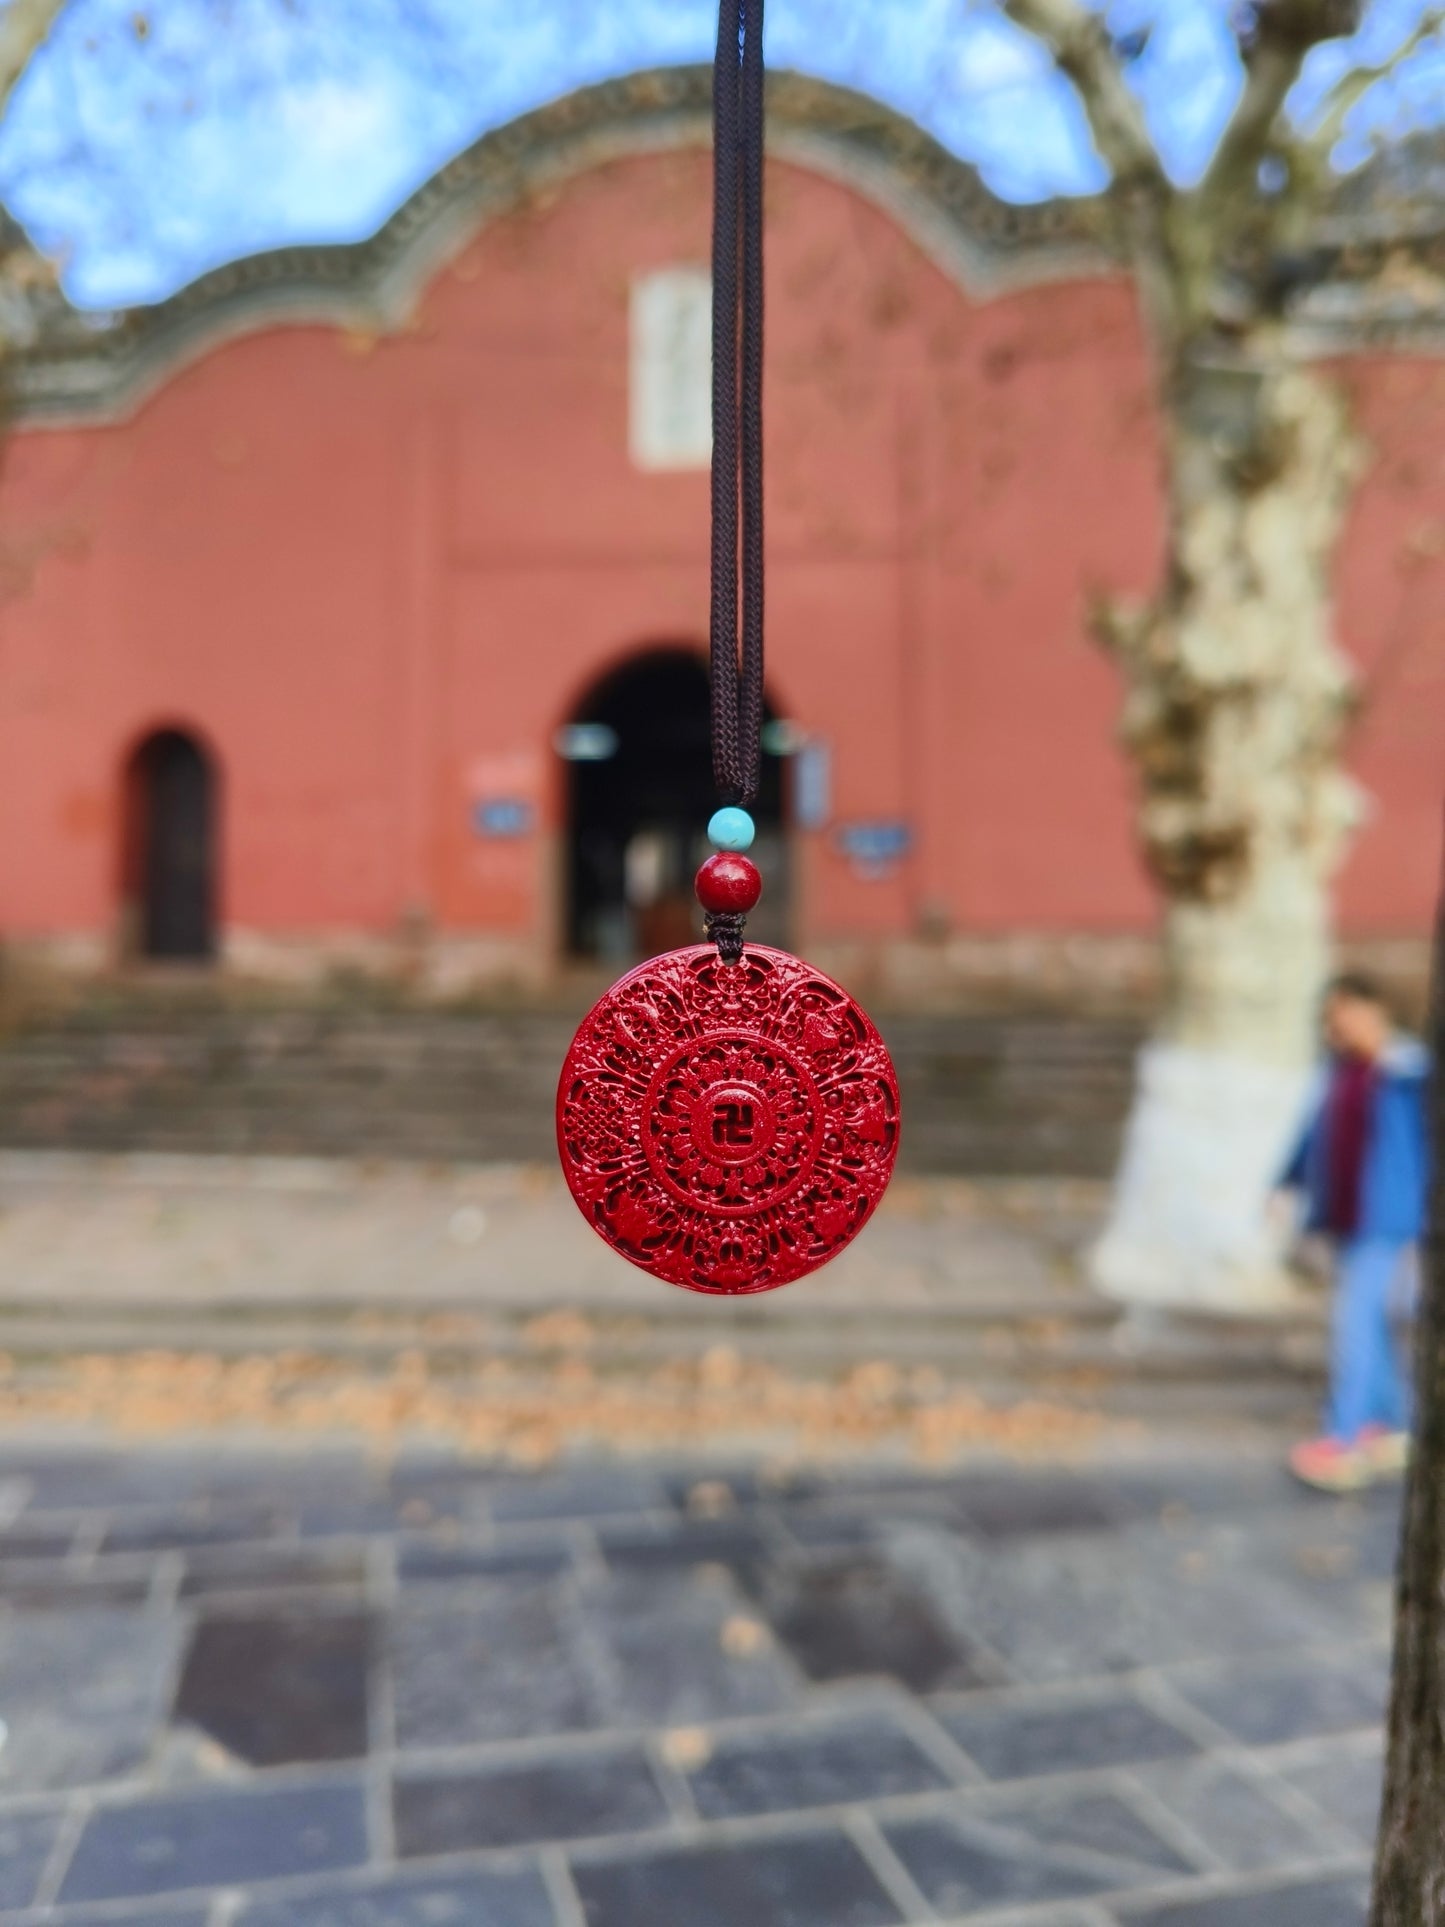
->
[793, 739, 832, 830]
[835, 819, 911, 879]
[473, 799, 534, 838]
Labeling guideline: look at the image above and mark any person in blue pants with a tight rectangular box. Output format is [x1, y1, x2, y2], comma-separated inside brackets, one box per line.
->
[1279, 972, 1429, 1492]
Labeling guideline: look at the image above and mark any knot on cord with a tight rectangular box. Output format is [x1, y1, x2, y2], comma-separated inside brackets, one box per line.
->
[705, 911, 747, 965]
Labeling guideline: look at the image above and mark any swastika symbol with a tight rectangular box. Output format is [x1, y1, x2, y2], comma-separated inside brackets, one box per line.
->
[712, 1100, 756, 1148]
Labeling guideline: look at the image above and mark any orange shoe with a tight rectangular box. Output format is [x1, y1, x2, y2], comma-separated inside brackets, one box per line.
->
[1289, 1436, 1373, 1493]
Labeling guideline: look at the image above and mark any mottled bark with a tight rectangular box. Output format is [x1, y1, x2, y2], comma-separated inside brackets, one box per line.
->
[1091, 356, 1362, 1307]
[1372, 911, 1445, 1926]
[1112, 357, 1361, 1055]
[999, 0, 1397, 1307]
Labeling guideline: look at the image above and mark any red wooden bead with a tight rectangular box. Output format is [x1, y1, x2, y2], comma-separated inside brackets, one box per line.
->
[695, 852, 762, 914]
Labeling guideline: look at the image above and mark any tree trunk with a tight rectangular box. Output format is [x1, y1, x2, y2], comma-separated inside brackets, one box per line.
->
[1092, 354, 1362, 1312]
[1373, 906, 1445, 1923]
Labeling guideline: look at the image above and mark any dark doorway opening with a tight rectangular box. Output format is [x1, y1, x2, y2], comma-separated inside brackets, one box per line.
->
[123, 728, 218, 961]
[563, 649, 788, 964]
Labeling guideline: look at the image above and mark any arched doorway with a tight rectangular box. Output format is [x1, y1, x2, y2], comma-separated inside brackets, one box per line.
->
[562, 649, 788, 963]
[122, 728, 219, 960]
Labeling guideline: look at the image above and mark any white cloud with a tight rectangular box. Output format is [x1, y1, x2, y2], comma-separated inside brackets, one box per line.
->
[953, 20, 1050, 94]
[275, 76, 403, 161]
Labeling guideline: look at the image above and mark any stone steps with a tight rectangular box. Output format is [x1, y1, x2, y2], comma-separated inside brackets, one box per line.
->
[0, 1307, 1321, 1379]
[0, 1268, 1327, 1427]
[0, 996, 1141, 1174]
[0, 1123, 1322, 1431]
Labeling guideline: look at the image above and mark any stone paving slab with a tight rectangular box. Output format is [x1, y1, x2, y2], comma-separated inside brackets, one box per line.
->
[0, 1441, 1393, 1925]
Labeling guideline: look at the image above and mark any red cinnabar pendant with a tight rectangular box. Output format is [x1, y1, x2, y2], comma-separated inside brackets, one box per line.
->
[556, 3, 897, 1291]
[557, 944, 900, 1294]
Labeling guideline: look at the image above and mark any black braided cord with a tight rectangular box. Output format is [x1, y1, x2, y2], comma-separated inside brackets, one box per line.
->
[707, 0, 764, 963]
[710, 0, 765, 812]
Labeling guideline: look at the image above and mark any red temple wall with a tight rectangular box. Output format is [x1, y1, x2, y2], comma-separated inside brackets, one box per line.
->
[0, 147, 1441, 980]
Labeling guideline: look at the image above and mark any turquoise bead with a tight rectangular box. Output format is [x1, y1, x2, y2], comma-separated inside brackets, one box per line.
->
[707, 807, 756, 852]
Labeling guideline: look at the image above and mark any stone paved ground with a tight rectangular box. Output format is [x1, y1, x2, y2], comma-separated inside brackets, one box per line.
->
[0, 1440, 1392, 1926]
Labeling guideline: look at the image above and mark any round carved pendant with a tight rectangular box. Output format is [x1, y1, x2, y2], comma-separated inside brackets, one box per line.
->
[556, 944, 900, 1294]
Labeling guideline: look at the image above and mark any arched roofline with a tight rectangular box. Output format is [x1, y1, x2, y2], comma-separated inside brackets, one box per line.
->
[13, 61, 1445, 425]
[9, 65, 1111, 426]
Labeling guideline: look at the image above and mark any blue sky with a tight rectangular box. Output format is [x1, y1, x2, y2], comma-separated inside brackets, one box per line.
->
[0, 0, 1439, 309]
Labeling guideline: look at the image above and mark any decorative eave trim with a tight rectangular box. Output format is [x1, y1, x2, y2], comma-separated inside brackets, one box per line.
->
[10, 63, 1445, 426]
[7, 66, 1111, 427]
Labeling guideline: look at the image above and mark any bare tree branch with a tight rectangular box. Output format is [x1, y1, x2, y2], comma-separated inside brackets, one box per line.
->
[1001, 0, 1166, 191]
[1298, 6, 1445, 162]
[1201, 0, 1362, 210]
[1002, 0, 1195, 339]
[0, 1, 75, 363]
[0, 0, 66, 122]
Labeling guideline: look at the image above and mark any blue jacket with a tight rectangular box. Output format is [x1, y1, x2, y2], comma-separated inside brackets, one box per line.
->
[1281, 1036, 1431, 1244]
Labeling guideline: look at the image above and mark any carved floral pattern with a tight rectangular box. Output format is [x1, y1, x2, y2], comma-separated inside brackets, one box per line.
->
[557, 943, 900, 1294]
